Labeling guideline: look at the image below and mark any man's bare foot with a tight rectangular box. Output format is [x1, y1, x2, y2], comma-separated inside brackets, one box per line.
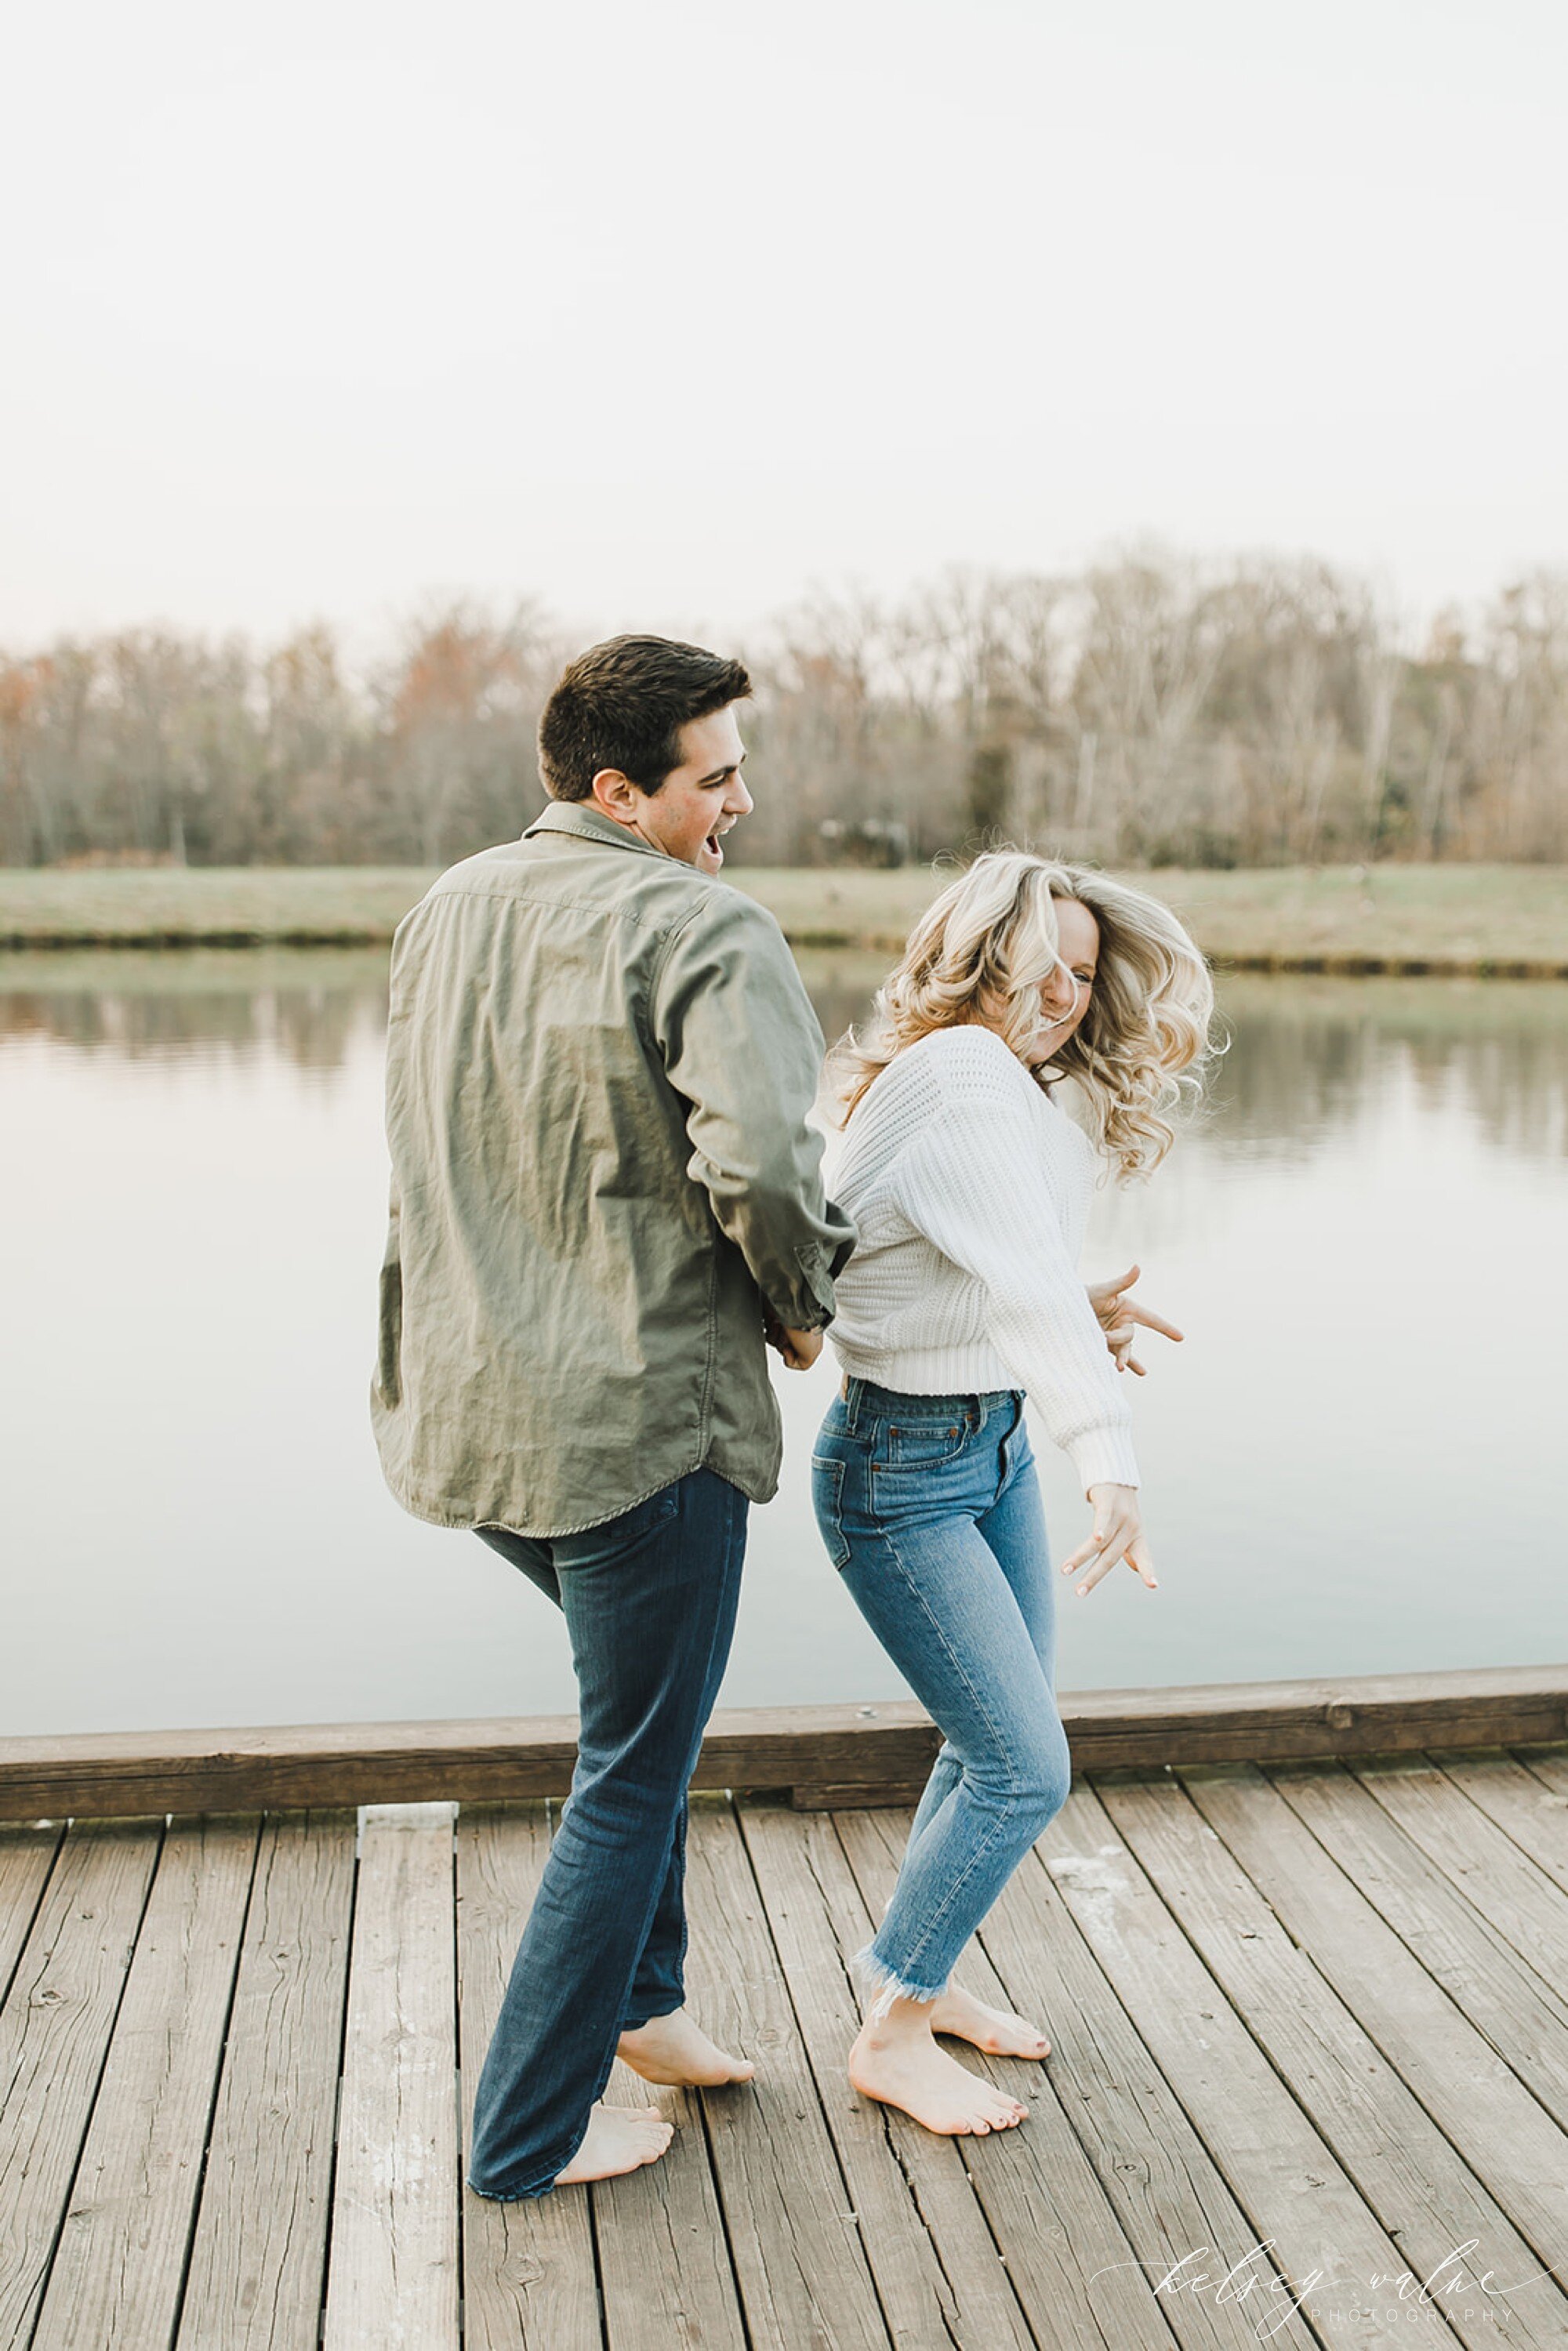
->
[554, 2100, 673, 2186]
[618, 2008, 755, 2088]
[849, 2016, 1028, 2137]
[929, 1981, 1051, 2058]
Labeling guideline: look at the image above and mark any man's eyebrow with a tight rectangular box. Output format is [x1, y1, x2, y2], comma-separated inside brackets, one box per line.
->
[699, 753, 746, 784]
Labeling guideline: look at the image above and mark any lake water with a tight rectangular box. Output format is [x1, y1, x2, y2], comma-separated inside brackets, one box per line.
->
[2, 948, 1565, 1738]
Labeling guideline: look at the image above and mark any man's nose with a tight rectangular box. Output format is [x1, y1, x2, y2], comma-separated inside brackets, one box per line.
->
[728, 775, 754, 815]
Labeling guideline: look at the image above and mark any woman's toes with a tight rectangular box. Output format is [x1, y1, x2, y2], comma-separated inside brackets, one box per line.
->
[850, 2026, 1036, 2138]
[930, 1984, 1051, 2059]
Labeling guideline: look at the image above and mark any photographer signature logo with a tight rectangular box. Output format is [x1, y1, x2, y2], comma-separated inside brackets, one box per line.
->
[1093, 2237, 1563, 2339]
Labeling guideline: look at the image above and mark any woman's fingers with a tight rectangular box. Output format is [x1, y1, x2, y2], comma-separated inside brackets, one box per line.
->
[1124, 1535, 1159, 1591]
[1060, 1519, 1108, 1575]
[1075, 1533, 1131, 1594]
[1063, 1487, 1156, 1595]
[1128, 1300, 1185, 1342]
[1063, 1504, 1134, 1585]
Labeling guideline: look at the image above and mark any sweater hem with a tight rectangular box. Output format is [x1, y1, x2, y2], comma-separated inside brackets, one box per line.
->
[831, 1342, 1020, 1395]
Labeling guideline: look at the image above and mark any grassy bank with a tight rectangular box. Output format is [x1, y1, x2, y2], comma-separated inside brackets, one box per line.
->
[1, 862, 1565, 974]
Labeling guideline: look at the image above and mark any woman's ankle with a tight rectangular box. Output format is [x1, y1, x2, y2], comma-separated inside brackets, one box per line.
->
[855, 1993, 938, 2048]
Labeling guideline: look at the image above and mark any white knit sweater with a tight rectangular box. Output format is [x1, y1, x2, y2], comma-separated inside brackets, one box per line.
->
[824, 1025, 1139, 1493]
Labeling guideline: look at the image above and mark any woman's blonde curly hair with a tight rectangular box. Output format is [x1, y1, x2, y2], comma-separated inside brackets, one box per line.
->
[832, 849, 1217, 1181]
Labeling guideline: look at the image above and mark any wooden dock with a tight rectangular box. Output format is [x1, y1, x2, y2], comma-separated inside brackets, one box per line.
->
[3, 1674, 1568, 2349]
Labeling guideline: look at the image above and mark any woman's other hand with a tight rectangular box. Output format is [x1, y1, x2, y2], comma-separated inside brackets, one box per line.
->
[1062, 1484, 1157, 1596]
[1085, 1262, 1184, 1376]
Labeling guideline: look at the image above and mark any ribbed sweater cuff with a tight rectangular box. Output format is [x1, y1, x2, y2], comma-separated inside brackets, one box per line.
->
[1069, 1424, 1141, 1494]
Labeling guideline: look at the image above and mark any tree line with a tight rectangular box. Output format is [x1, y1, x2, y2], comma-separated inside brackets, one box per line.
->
[3, 554, 1566, 870]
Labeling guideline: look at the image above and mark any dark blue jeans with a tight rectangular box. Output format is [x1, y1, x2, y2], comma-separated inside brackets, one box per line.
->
[465, 1465, 749, 2200]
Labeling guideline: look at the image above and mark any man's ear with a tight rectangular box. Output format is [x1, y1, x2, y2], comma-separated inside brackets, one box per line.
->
[588, 769, 644, 825]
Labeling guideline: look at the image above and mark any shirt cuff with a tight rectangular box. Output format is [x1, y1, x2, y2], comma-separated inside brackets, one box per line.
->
[1068, 1422, 1141, 1494]
[764, 1243, 840, 1333]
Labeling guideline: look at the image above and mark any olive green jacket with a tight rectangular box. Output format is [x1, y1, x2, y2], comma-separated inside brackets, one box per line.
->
[371, 801, 856, 1535]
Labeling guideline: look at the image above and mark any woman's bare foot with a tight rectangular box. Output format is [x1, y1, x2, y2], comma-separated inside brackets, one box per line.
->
[849, 2005, 1028, 2137]
[618, 2008, 755, 2088]
[929, 1981, 1051, 2059]
[554, 2100, 674, 2186]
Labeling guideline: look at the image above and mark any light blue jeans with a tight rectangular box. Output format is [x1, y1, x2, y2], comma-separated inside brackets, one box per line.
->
[811, 1376, 1072, 2014]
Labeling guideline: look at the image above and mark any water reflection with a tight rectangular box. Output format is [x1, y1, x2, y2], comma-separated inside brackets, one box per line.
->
[1208, 976, 1568, 1163]
[4, 949, 1566, 1163]
[0, 949, 390, 1071]
[2, 947, 1565, 1736]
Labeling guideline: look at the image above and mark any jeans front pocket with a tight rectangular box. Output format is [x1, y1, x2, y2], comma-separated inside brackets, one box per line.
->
[883, 1410, 977, 1471]
[811, 1454, 852, 1570]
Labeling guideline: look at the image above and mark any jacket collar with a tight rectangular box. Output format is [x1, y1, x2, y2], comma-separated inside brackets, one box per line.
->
[522, 800, 679, 864]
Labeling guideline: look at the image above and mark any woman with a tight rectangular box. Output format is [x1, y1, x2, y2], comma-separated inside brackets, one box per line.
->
[811, 848, 1214, 2137]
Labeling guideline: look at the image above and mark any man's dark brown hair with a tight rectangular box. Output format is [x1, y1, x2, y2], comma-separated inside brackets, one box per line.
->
[538, 634, 752, 803]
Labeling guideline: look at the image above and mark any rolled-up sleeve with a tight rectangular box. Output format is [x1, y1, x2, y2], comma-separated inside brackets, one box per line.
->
[650, 891, 857, 1328]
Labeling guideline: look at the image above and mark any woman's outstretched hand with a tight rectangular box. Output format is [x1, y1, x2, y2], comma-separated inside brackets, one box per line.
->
[1062, 1483, 1157, 1597]
[1085, 1263, 1183, 1376]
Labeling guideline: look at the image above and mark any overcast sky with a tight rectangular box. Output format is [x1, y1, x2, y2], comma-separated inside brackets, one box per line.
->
[5, 0, 1565, 649]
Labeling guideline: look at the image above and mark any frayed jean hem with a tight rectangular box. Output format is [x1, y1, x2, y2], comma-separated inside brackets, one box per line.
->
[851, 1940, 951, 2023]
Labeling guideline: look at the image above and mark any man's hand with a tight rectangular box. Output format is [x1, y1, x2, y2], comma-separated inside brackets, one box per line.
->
[763, 1311, 823, 1371]
[1085, 1262, 1184, 1377]
[1061, 1483, 1157, 1596]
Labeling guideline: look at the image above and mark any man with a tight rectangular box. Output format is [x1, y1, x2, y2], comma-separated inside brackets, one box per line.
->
[372, 634, 855, 2197]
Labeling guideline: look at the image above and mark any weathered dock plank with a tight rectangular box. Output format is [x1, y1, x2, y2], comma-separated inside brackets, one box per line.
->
[1351, 1751, 1568, 2002]
[175, 1809, 357, 2351]
[681, 1801, 891, 2349]
[0, 1821, 64, 2008]
[0, 1819, 164, 2348]
[594, 2052, 742, 2351]
[454, 1801, 602, 2351]
[738, 1799, 1038, 2351]
[589, 1807, 743, 2351]
[1102, 1769, 1568, 2351]
[1036, 1782, 1446, 2351]
[1266, 1759, 1568, 2132]
[28, 1815, 260, 2351]
[1426, 1747, 1568, 1896]
[321, 1804, 459, 2351]
[1179, 1761, 1568, 2277]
